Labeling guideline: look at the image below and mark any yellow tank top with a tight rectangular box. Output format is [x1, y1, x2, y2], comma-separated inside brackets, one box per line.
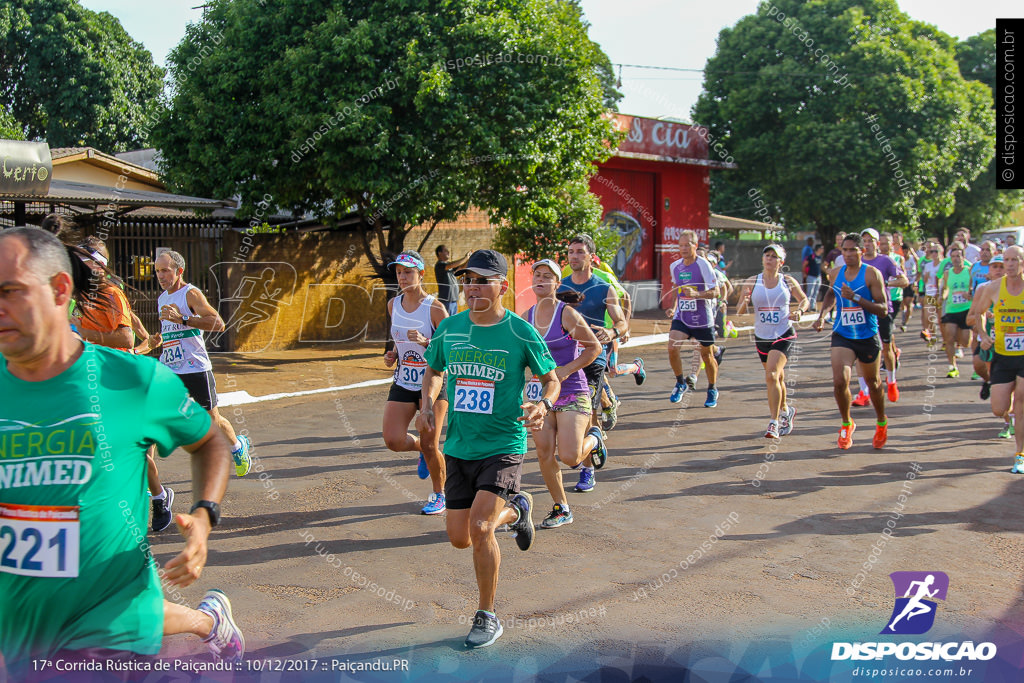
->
[994, 277, 1024, 356]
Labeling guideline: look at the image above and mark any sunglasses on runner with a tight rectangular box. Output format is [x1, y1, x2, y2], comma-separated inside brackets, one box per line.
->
[459, 275, 501, 286]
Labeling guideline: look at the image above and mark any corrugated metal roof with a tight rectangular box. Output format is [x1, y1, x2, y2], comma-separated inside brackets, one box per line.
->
[0, 179, 233, 210]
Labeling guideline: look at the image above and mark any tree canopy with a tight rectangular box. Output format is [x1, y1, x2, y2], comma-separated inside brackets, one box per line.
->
[693, 0, 994, 244]
[153, 0, 621, 277]
[0, 0, 164, 151]
[917, 29, 1023, 240]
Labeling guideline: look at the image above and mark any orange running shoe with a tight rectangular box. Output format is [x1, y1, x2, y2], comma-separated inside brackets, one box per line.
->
[838, 422, 856, 449]
[873, 423, 888, 449]
[852, 391, 870, 406]
[887, 382, 900, 402]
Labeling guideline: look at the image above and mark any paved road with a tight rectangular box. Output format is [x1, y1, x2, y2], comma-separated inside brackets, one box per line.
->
[147, 329, 1024, 681]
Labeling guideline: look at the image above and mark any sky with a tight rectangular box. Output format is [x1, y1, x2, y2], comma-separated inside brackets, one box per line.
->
[81, 0, 1017, 121]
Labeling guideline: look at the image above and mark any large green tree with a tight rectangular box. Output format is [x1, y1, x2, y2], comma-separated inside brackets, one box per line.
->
[0, 0, 164, 151]
[0, 104, 21, 140]
[153, 0, 620, 281]
[917, 29, 1023, 239]
[693, 0, 993, 244]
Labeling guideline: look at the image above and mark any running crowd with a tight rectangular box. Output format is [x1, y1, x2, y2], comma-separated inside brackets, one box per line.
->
[1, 221, 1018, 671]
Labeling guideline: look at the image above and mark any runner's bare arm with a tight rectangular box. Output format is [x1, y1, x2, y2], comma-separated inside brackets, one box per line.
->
[735, 277, 756, 315]
[164, 422, 232, 587]
[967, 281, 994, 346]
[785, 275, 809, 318]
[591, 289, 627, 344]
[560, 305, 601, 381]
[814, 267, 840, 330]
[519, 369, 559, 428]
[417, 366, 444, 433]
[73, 322, 134, 349]
[183, 287, 226, 332]
[857, 267, 889, 317]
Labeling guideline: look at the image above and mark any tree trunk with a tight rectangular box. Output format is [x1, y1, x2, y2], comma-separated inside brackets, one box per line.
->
[357, 216, 409, 352]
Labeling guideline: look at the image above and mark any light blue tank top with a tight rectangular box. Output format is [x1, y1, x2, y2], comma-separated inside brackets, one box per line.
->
[832, 264, 879, 340]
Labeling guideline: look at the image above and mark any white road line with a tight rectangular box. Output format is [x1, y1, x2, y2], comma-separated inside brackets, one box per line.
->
[220, 313, 823, 407]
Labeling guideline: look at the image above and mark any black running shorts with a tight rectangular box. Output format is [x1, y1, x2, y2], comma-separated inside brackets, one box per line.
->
[830, 332, 882, 365]
[178, 370, 218, 411]
[444, 452, 524, 510]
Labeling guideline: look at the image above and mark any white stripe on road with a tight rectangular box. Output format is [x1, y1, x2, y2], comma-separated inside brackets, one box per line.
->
[219, 313, 822, 407]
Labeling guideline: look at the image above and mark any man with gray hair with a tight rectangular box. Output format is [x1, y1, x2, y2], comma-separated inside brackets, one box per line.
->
[137, 250, 253, 491]
[0, 228, 244, 674]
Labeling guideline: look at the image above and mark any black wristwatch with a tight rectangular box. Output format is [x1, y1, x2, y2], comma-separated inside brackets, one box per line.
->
[190, 500, 221, 527]
[539, 397, 554, 411]
[181, 315, 191, 326]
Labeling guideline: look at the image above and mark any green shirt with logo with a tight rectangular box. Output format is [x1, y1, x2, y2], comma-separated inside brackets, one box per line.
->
[425, 310, 556, 460]
[0, 344, 211, 669]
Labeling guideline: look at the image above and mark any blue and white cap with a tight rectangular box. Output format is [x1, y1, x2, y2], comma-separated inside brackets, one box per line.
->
[388, 251, 425, 271]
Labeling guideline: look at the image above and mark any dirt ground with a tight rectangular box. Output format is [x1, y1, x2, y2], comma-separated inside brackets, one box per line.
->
[125, 312, 1024, 681]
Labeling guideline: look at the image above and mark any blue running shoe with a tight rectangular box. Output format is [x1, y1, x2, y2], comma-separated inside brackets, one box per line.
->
[508, 491, 535, 551]
[197, 589, 245, 664]
[669, 382, 688, 403]
[421, 492, 446, 515]
[417, 453, 429, 479]
[232, 435, 252, 477]
[588, 427, 608, 470]
[540, 503, 573, 528]
[704, 388, 719, 408]
[1012, 454, 1024, 474]
[634, 358, 646, 385]
[574, 467, 595, 492]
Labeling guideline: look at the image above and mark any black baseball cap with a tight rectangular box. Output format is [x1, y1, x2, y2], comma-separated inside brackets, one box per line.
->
[455, 249, 508, 277]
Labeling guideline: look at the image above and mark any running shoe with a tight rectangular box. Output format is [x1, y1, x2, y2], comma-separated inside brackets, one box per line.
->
[713, 346, 727, 366]
[872, 423, 888, 449]
[852, 391, 870, 407]
[726, 321, 738, 338]
[634, 358, 646, 386]
[417, 453, 430, 480]
[685, 374, 698, 390]
[465, 610, 503, 648]
[900, 323, 907, 332]
[920, 329, 932, 342]
[197, 589, 245, 664]
[574, 467, 595, 492]
[895, 347, 901, 370]
[602, 398, 620, 431]
[981, 382, 991, 400]
[669, 382, 688, 403]
[704, 387, 719, 408]
[838, 422, 856, 450]
[540, 503, 573, 529]
[588, 427, 608, 470]
[999, 422, 1015, 439]
[971, 372, 980, 380]
[955, 347, 964, 359]
[1012, 454, 1024, 475]
[508, 491, 535, 551]
[764, 421, 780, 439]
[151, 487, 174, 533]
[421, 492, 446, 515]
[887, 382, 900, 403]
[947, 366, 959, 378]
[779, 406, 796, 436]
[232, 435, 252, 477]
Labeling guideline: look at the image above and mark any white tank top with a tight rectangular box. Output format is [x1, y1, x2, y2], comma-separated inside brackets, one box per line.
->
[158, 283, 213, 374]
[391, 293, 436, 391]
[751, 273, 792, 339]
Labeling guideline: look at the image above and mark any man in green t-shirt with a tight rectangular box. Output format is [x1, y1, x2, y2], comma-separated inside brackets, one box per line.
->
[0, 228, 243, 676]
[418, 249, 558, 649]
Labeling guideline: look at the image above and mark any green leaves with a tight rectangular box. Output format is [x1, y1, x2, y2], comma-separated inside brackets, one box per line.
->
[0, 0, 164, 150]
[153, 0, 620, 274]
[693, 0, 998, 243]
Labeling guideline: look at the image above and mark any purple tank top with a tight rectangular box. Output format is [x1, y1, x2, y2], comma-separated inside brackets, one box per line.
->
[527, 301, 588, 397]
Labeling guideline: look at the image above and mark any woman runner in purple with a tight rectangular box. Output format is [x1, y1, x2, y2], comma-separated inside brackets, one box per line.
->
[526, 260, 601, 528]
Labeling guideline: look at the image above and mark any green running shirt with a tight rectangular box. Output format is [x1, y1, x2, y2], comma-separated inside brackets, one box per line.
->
[0, 344, 211, 669]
